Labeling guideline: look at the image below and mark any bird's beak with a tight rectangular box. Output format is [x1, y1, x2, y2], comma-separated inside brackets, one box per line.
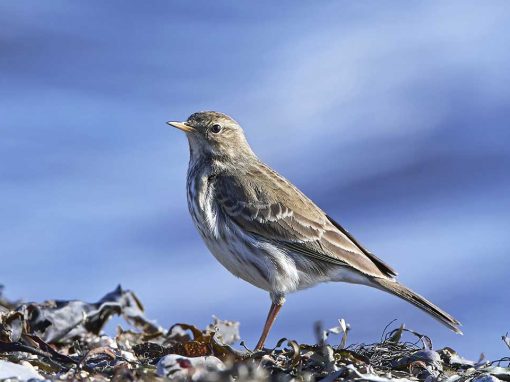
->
[167, 121, 195, 133]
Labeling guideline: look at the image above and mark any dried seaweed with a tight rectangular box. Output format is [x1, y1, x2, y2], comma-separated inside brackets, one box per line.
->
[0, 286, 508, 382]
[17, 285, 161, 343]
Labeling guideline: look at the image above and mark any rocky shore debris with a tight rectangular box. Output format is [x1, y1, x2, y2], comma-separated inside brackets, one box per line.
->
[0, 285, 508, 381]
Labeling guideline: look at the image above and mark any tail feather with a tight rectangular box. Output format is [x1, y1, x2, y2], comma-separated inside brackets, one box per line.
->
[371, 277, 462, 334]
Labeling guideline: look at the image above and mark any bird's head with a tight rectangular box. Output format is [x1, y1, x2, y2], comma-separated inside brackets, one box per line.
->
[168, 111, 254, 162]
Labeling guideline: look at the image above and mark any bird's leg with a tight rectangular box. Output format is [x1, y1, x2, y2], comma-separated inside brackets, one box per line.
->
[255, 295, 285, 350]
[255, 302, 282, 350]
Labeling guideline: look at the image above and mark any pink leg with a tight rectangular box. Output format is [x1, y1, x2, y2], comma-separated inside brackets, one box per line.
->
[255, 301, 283, 350]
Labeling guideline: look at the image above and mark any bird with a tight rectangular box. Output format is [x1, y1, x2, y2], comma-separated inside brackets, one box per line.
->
[167, 111, 461, 350]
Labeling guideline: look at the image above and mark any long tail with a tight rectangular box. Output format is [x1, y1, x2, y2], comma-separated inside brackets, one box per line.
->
[371, 277, 462, 334]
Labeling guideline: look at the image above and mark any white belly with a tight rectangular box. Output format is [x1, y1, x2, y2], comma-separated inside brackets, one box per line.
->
[201, 225, 276, 292]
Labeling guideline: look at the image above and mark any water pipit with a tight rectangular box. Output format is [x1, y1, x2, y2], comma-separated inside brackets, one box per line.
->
[168, 111, 461, 350]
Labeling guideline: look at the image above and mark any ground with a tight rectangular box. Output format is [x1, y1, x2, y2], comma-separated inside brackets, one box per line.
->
[0, 286, 508, 381]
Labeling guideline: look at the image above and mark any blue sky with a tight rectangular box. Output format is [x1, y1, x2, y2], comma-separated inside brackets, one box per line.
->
[1, 1, 509, 359]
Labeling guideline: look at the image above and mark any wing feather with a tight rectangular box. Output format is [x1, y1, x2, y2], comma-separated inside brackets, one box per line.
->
[214, 164, 396, 279]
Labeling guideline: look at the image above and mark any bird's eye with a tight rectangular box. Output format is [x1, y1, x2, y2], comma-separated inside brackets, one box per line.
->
[210, 124, 222, 134]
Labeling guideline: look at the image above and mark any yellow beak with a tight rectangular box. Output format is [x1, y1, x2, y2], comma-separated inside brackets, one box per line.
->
[167, 121, 195, 133]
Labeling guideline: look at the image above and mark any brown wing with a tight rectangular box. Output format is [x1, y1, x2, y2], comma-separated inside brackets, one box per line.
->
[214, 163, 397, 279]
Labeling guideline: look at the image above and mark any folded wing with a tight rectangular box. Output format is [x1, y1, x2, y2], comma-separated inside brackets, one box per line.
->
[214, 164, 397, 279]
